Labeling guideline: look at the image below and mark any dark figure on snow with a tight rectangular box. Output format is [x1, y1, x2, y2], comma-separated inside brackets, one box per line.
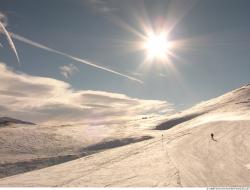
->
[211, 133, 214, 140]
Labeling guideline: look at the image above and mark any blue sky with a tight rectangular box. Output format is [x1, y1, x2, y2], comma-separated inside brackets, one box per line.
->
[1, 0, 250, 113]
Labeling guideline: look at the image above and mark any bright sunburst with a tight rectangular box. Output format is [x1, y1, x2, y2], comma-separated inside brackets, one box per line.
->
[144, 32, 171, 61]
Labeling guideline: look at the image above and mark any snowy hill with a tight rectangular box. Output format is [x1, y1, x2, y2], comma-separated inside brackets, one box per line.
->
[156, 84, 250, 130]
[0, 84, 250, 187]
[0, 122, 154, 178]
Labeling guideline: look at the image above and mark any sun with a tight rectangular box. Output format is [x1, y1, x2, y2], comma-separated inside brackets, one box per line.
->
[144, 32, 171, 61]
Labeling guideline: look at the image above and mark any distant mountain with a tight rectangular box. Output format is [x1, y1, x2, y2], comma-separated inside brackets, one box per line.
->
[0, 117, 35, 126]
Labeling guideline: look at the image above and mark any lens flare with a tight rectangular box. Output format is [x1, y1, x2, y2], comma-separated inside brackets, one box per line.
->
[144, 32, 171, 61]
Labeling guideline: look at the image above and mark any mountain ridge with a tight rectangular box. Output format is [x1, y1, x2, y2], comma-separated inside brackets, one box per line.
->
[0, 117, 35, 126]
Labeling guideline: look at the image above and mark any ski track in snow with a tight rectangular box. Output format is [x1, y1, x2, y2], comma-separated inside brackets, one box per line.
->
[57, 137, 176, 187]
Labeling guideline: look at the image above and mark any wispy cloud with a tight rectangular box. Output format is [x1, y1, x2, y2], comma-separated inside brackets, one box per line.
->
[159, 73, 167, 78]
[11, 33, 143, 84]
[0, 62, 173, 125]
[0, 12, 20, 64]
[87, 0, 117, 14]
[60, 64, 79, 78]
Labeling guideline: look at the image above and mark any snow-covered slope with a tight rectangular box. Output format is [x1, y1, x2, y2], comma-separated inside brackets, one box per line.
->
[0, 84, 250, 187]
[156, 84, 250, 131]
[0, 122, 154, 178]
[168, 120, 250, 186]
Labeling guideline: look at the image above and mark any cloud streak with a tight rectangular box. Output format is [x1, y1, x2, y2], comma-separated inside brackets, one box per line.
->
[11, 33, 143, 84]
[0, 20, 20, 64]
[0, 62, 173, 126]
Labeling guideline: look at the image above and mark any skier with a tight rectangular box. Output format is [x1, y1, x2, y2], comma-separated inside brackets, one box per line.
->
[211, 133, 214, 140]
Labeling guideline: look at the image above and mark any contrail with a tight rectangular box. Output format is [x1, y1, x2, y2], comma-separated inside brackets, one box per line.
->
[11, 33, 143, 84]
[0, 22, 20, 64]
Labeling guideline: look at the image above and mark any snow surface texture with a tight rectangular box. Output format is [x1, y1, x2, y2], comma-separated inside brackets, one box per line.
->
[0, 84, 250, 187]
